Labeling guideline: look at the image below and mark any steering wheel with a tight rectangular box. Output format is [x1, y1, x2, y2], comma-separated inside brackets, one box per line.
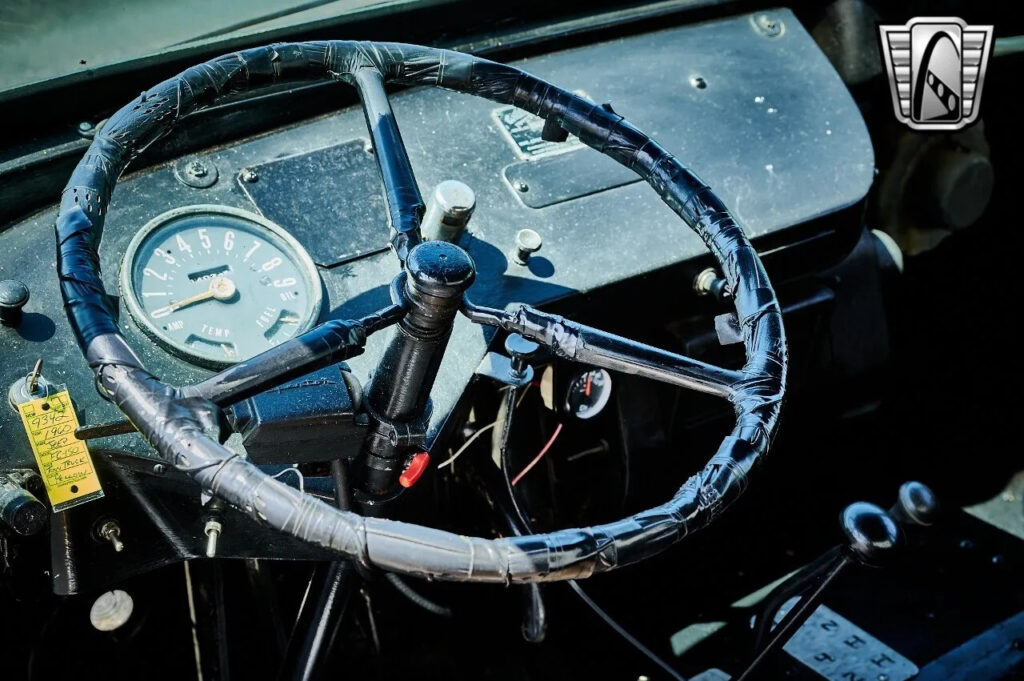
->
[57, 42, 786, 582]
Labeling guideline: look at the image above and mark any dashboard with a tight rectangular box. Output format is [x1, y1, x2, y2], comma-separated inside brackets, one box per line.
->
[6, 4, 1024, 680]
[0, 9, 871, 467]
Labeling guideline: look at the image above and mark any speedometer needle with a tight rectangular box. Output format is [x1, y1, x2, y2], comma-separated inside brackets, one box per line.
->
[150, 275, 237, 318]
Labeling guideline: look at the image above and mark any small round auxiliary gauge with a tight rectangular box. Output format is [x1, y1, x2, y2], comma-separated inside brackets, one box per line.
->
[119, 205, 322, 368]
[564, 368, 612, 420]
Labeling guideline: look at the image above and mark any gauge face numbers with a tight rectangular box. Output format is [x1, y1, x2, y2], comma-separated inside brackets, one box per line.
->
[121, 208, 321, 367]
[565, 368, 612, 420]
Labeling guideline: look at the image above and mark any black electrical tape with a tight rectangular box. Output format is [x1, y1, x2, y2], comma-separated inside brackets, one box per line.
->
[56, 42, 786, 582]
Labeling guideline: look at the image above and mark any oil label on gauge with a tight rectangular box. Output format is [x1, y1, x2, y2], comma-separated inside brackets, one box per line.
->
[16, 390, 104, 512]
[493, 106, 585, 159]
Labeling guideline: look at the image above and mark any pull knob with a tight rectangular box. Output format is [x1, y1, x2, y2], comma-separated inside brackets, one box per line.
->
[840, 501, 901, 566]
[505, 333, 541, 372]
[0, 279, 29, 326]
[890, 480, 939, 527]
[421, 180, 476, 242]
[512, 229, 542, 266]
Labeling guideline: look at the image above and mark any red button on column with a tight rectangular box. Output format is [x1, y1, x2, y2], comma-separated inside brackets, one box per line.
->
[399, 452, 431, 488]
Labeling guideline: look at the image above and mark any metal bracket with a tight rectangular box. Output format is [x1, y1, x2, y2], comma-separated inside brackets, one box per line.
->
[370, 402, 433, 449]
[475, 352, 534, 387]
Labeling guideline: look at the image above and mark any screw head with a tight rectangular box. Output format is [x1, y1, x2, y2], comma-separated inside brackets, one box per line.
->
[77, 119, 105, 139]
[752, 13, 784, 37]
[241, 168, 259, 183]
[185, 161, 208, 178]
[175, 159, 218, 188]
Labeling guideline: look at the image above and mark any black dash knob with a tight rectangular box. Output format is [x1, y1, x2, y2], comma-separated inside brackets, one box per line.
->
[0, 476, 47, 536]
[891, 481, 940, 527]
[0, 279, 29, 326]
[840, 501, 901, 566]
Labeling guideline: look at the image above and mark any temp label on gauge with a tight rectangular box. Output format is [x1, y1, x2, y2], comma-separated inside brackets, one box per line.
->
[16, 390, 104, 512]
[776, 599, 919, 681]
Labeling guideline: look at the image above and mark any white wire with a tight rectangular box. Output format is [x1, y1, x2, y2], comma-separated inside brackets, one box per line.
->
[435, 421, 497, 471]
[435, 383, 533, 471]
[270, 466, 305, 492]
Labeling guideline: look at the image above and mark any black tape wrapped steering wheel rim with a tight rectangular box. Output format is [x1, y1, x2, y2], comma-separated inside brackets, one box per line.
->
[56, 42, 787, 582]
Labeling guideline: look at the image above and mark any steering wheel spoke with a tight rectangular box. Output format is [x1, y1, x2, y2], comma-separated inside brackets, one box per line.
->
[352, 67, 424, 265]
[463, 299, 744, 400]
[185, 302, 404, 407]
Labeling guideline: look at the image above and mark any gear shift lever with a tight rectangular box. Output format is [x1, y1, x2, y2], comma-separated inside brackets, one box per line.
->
[736, 482, 937, 681]
[839, 501, 902, 565]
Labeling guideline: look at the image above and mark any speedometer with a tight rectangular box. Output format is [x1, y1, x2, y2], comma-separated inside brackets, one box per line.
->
[120, 205, 322, 368]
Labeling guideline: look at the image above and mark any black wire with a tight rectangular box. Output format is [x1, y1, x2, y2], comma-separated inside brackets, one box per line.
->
[384, 573, 453, 618]
[496, 394, 687, 681]
[498, 385, 531, 530]
[567, 581, 688, 681]
[494, 383, 549, 642]
[330, 459, 353, 511]
[333, 458, 453, 618]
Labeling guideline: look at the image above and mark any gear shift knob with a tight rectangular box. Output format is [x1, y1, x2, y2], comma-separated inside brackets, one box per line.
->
[890, 481, 939, 527]
[840, 501, 901, 566]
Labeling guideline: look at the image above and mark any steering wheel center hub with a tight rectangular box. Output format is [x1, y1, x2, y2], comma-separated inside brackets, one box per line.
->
[404, 241, 476, 299]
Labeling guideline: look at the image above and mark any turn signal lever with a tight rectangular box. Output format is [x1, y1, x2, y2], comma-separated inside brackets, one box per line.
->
[735, 481, 939, 681]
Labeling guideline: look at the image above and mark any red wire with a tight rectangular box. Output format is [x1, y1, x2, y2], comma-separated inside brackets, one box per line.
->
[511, 422, 564, 486]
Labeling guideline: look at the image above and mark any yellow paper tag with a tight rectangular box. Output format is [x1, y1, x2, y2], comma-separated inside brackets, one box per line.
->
[16, 390, 104, 512]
